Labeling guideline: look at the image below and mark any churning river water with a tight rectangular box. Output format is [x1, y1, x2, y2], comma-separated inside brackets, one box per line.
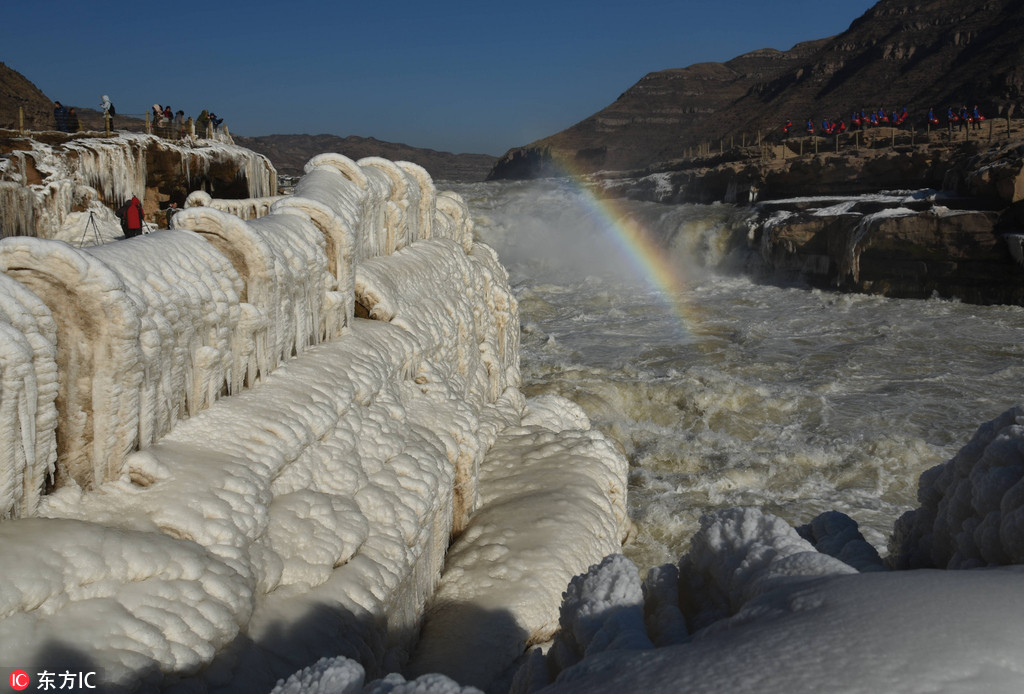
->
[453, 179, 1024, 574]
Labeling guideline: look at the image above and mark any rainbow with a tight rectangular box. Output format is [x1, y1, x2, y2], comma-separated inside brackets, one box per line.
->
[543, 154, 703, 335]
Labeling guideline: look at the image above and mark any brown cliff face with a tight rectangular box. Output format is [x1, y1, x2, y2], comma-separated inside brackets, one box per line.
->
[489, 0, 1024, 179]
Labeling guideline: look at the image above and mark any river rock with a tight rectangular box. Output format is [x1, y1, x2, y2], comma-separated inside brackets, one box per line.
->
[965, 142, 1024, 205]
[753, 202, 1024, 304]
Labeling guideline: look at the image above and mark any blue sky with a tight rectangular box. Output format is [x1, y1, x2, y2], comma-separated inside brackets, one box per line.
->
[4, 0, 877, 155]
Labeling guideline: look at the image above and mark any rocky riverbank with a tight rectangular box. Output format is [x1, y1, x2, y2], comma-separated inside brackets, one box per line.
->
[587, 128, 1024, 305]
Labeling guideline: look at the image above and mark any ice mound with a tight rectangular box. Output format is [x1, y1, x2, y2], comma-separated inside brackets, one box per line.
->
[891, 404, 1024, 569]
[408, 397, 631, 690]
[513, 507, 856, 691]
[795, 509, 885, 572]
[509, 405, 1024, 693]
[271, 655, 481, 694]
[525, 554, 1024, 694]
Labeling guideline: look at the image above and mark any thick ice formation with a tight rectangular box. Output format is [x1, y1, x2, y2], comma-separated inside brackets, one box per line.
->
[510, 405, 1024, 694]
[523, 551, 1024, 693]
[0, 149, 632, 693]
[408, 397, 631, 690]
[890, 404, 1024, 569]
[0, 273, 58, 519]
[0, 134, 277, 239]
[185, 190, 287, 220]
[794, 510, 885, 572]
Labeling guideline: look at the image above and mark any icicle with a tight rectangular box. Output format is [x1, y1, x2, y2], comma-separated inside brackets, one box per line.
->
[0, 323, 36, 520]
[0, 274, 58, 517]
[0, 182, 35, 238]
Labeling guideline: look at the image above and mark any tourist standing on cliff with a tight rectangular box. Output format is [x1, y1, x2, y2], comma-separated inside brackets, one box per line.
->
[152, 104, 166, 133]
[972, 105, 983, 129]
[67, 108, 80, 133]
[101, 95, 115, 128]
[959, 106, 969, 131]
[53, 101, 69, 132]
[196, 110, 210, 137]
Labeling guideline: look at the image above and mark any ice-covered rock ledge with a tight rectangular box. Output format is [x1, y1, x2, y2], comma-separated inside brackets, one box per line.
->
[0, 152, 631, 692]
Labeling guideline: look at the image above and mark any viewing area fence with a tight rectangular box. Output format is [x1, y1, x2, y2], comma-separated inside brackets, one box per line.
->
[673, 114, 1024, 168]
[11, 106, 232, 142]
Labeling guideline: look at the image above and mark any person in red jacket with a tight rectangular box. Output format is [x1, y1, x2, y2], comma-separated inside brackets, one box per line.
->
[117, 195, 145, 238]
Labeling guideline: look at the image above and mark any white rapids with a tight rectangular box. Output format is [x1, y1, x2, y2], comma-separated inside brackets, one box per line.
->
[455, 178, 1024, 573]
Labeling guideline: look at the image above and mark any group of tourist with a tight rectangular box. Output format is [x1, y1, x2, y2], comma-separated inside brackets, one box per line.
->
[149, 105, 225, 138]
[783, 107, 911, 137]
[927, 105, 986, 130]
[151, 104, 186, 138]
[50, 97, 225, 139]
[783, 104, 986, 137]
[52, 101, 80, 133]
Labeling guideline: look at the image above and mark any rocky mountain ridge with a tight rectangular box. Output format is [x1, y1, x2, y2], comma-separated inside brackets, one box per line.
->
[234, 133, 496, 182]
[488, 0, 1024, 179]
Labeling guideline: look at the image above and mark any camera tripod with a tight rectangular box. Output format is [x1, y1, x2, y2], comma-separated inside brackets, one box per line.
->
[79, 210, 102, 247]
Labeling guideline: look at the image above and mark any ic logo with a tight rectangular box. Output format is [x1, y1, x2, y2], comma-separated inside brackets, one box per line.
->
[8, 670, 30, 691]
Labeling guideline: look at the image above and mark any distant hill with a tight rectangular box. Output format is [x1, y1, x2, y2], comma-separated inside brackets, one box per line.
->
[234, 134, 497, 182]
[489, 0, 1024, 178]
[0, 62, 54, 131]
